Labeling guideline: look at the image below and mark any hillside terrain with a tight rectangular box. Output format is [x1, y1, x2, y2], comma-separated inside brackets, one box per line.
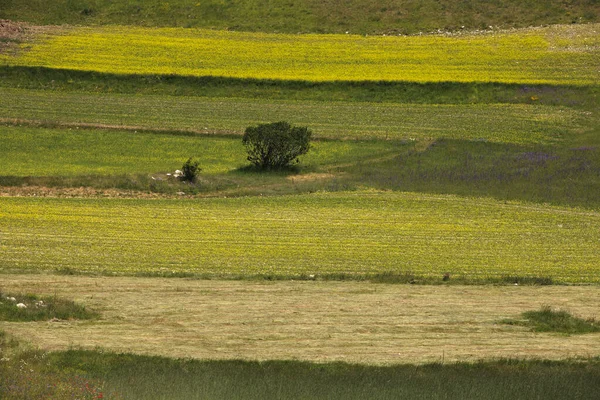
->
[1, 0, 599, 34]
[1, 2, 600, 398]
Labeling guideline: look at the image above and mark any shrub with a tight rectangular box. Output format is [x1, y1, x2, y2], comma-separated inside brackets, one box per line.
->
[180, 158, 201, 182]
[242, 121, 312, 170]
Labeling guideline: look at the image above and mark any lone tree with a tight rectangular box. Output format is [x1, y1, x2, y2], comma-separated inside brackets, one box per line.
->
[242, 121, 312, 170]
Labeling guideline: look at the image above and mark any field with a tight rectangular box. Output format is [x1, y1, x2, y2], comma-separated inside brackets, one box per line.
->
[0, 88, 588, 143]
[1, 192, 599, 283]
[0, 125, 404, 176]
[1, 4, 600, 398]
[2, 0, 599, 34]
[3, 24, 599, 84]
[3, 275, 600, 364]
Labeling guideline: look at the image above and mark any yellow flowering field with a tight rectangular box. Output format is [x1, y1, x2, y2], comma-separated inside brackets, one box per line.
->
[3, 24, 598, 84]
[1, 192, 598, 283]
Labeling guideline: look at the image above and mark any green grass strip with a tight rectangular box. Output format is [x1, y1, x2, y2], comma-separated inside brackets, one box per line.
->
[2, 0, 598, 34]
[0, 125, 399, 176]
[4, 348, 600, 400]
[2, 66, 598, 106]
[0, 90, 587, 143]
[1, 192, 598, 283]
[503, 306, 600, 335]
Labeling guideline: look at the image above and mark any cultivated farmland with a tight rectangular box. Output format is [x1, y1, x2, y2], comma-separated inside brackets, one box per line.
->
[2, 24, 599, 84]
[0, 88, 587, 143]
[1, 192, 598, 283]
[1, 6, 600, 398]
[2, 275, 600, 364]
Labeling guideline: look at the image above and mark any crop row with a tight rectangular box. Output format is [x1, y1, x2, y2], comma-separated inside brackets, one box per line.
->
[1, 192, 598, 283]
[0, 88, 585, 144]
[3, 24, 598, 84]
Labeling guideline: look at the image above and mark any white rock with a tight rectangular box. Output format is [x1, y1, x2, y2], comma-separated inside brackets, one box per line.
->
[6, 297, 16, 302]
[16, 303, 27, 308]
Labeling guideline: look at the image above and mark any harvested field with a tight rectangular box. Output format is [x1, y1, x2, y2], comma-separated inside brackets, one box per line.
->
[1, 274, 599, 365]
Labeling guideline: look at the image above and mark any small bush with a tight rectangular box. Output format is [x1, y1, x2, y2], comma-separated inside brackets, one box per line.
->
[242, 121, 312, 170]
[180, 158, 201, 182]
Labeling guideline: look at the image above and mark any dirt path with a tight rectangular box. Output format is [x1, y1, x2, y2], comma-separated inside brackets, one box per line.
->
[1, 274, 598, 365]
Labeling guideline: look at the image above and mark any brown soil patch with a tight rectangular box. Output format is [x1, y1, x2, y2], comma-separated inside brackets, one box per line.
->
[0, 20, 64, 55]
[0, 118, 240, 137]
[0, 20, 27, 54]
[287, 173, 336, 182]
[0, 20, 27, 40]
[0, 186, 173, 199]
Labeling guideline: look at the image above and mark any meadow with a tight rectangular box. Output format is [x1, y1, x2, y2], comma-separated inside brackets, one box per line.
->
[3, 349, 599, 399]
[1, 192, 599, 283]
[0, 124, 404, 176]
[2, 0, 598, 34]
[0, 88, 586, 143]
[2, 66, 598, 107]
[2, 24, 599, 84]
[1, 6, 600, 396]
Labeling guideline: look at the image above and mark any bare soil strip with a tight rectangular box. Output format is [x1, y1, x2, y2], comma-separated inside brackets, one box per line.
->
[0, 21, 59, 54]
[1, 275, 598, 365]
[0, 186, 178, 199]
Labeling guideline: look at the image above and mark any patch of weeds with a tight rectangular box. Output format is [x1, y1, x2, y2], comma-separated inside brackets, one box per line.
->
[501, 276, 554, 285]
[0, 291, 99, 322]
[369, 271, 417, 284]
[55, 266, 78, 276]
[502, 306, 600, 335]
[0, 330, 19, 350]
[0, 348, 109, 399]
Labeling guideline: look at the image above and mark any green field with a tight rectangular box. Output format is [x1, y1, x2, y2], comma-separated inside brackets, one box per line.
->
[1, 192, 598, 282]
[0, 124, 403, 176]
[1, 88, 586, 143]
[3, 66, 598, 107]
[1, 0, 600, 396]
[3, 347, 599, 400]
[2, 0, 598, 34]
[3, 24, 599, 84]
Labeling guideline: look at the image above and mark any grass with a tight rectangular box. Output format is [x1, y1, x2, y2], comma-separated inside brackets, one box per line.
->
[2, 24, 599, 84]
[1, 89, 588, 143]
[0, 192, 599, 283]
[1, 122, 598, 208]
[0, 124, 402, 176]
[3, 350, 600, 400]
[2, 66, 598, 107]
[2, 276, 600, 364]
[0, 291, 98, 322]
[1, 0, 598, 34]
[0, 338, 106, 399]
[503, 306, 600, 335]
[346, 138, 600, 209]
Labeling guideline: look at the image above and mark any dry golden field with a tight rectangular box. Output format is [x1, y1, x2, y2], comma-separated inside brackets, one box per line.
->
[1, 274, 599, 365]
